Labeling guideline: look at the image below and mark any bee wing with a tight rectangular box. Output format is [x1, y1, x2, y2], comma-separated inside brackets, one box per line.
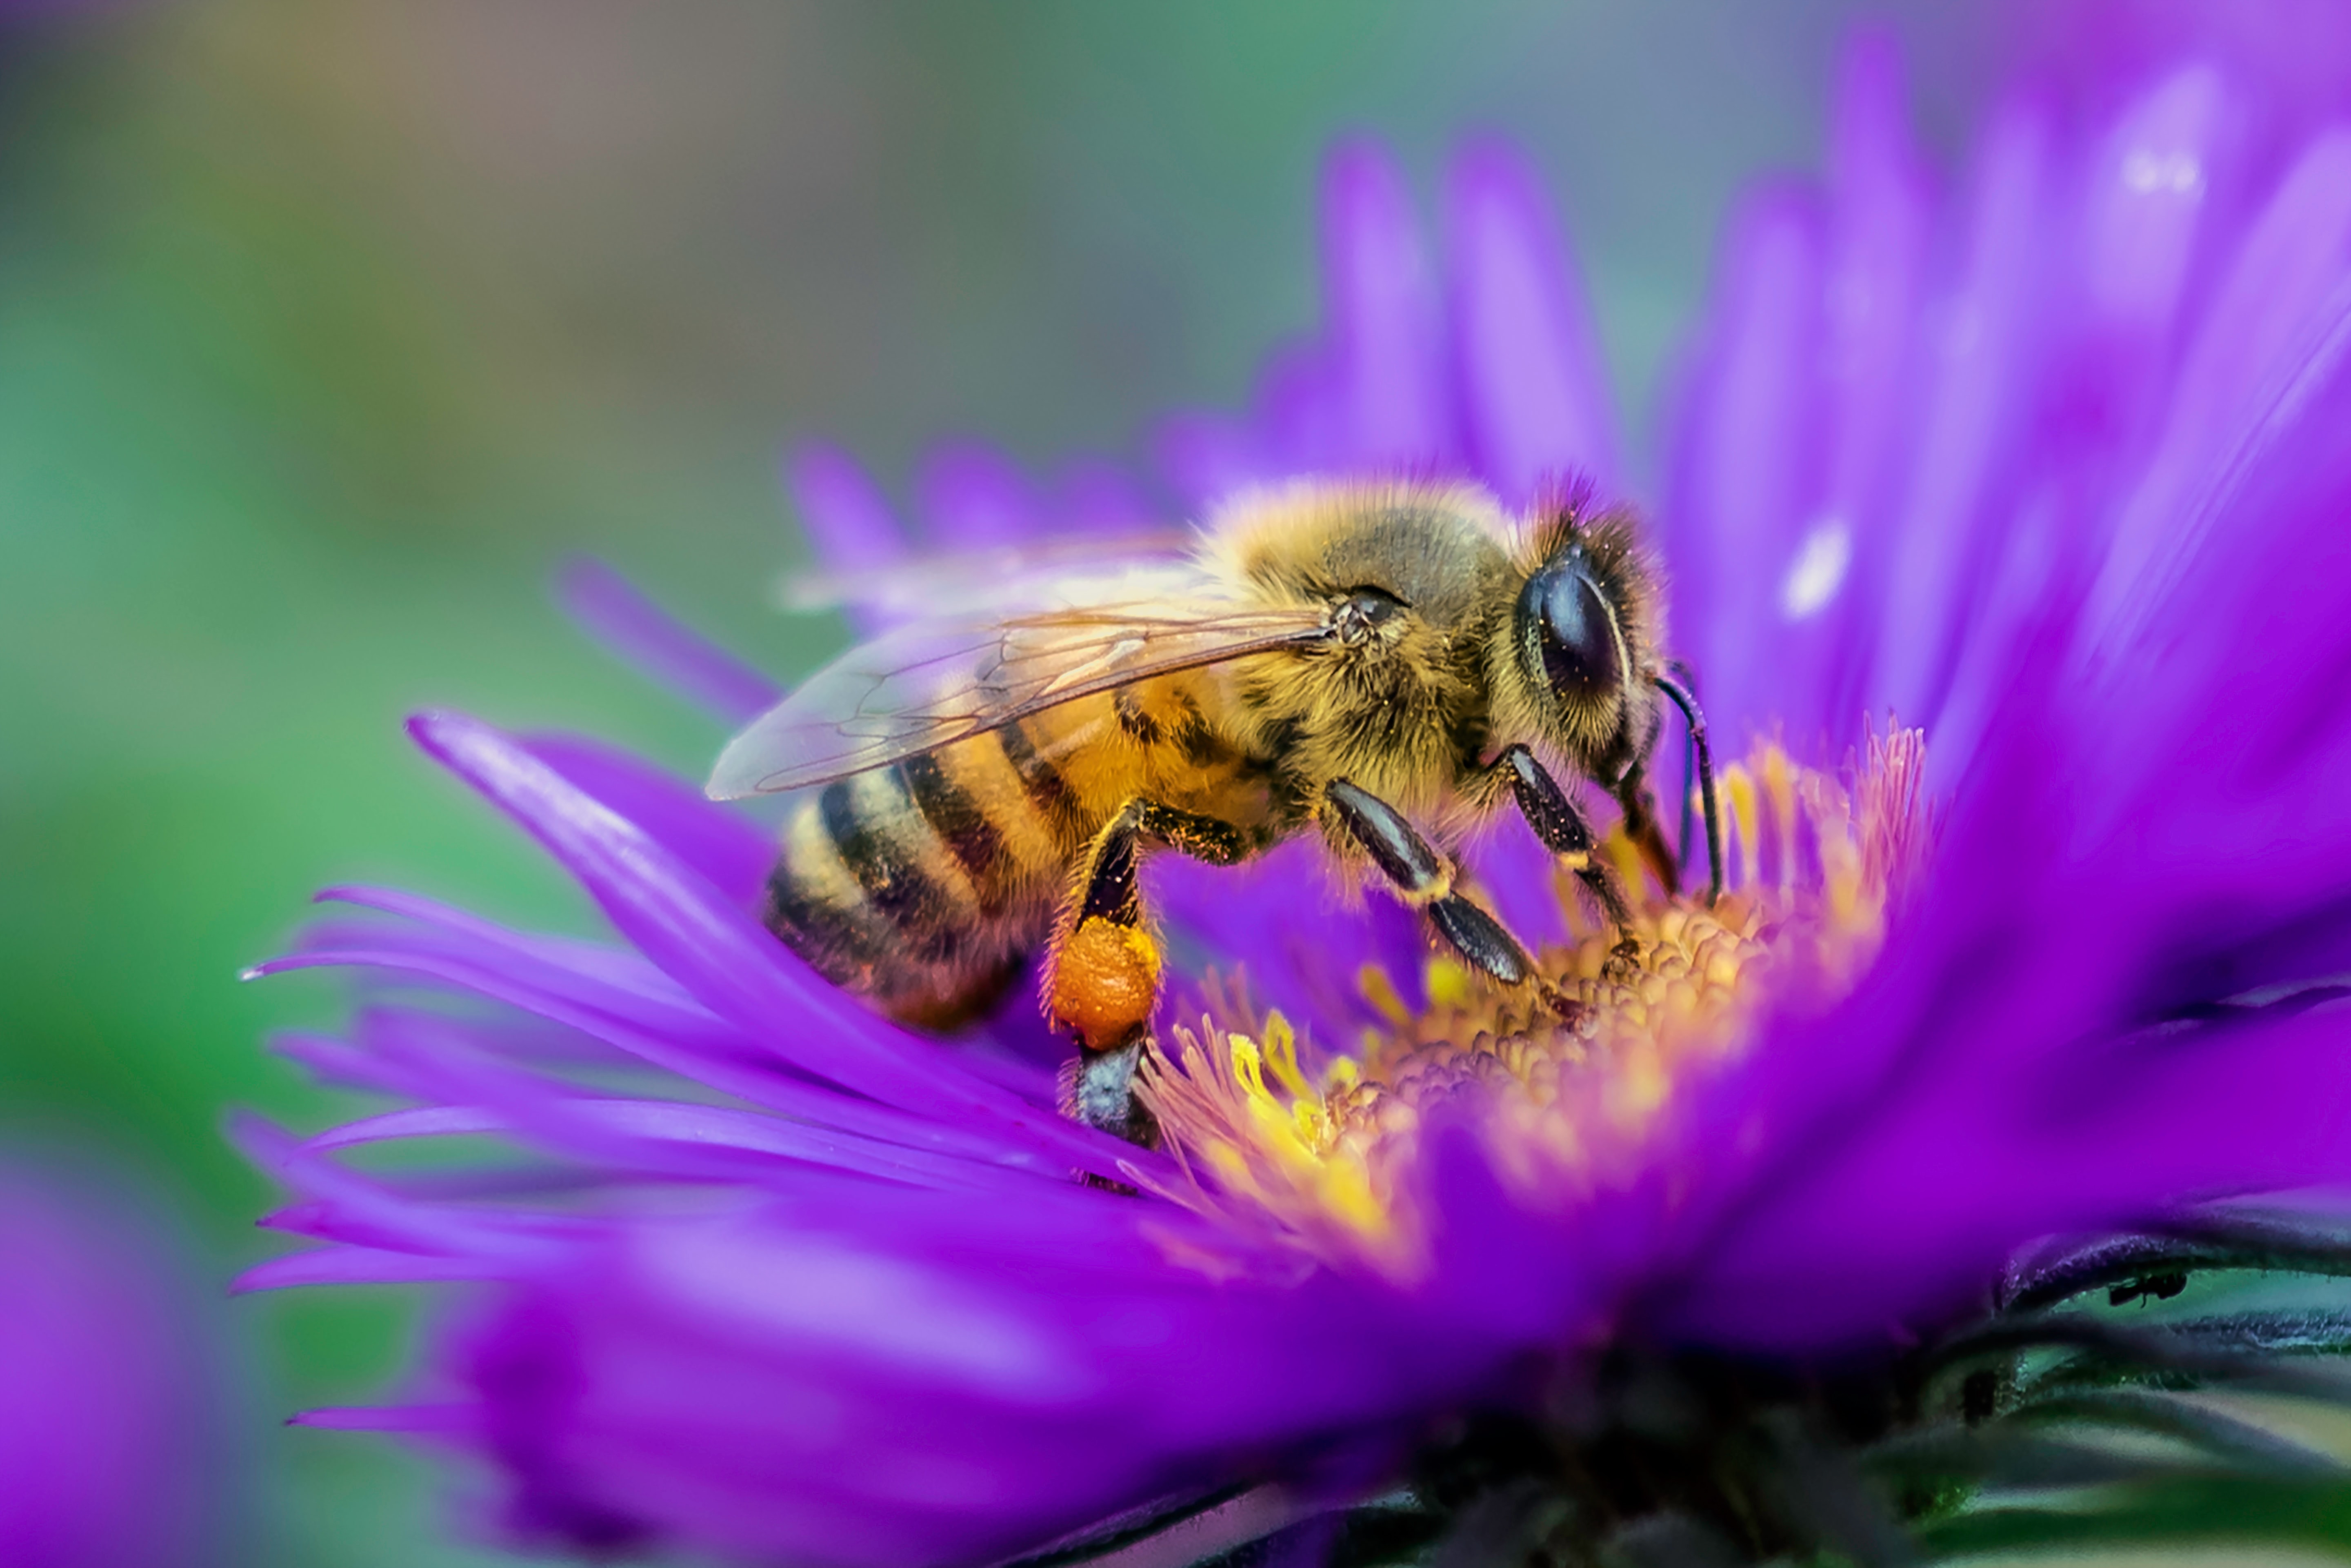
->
[708, 586, 1333, 798]
[782, 530, 1198, 620]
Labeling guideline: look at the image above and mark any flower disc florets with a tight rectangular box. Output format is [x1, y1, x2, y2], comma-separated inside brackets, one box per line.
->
[1142, 728, 1928, 1269]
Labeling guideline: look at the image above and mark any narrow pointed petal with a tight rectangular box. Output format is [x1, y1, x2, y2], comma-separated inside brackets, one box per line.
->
[523, 733, 773, 910]
[916, 441, 1044, 549]
[405, 710, 1134, 1180]
[1444, 137, 1621, 504]
[2091, 128, 2351, 651]
[787, 442, 911, 637]
[1319, 139, 1454, 469]
[1872, 101, 2053, 748]
[1661, 184, 1827, 751]
[1796, 30, 1933, 737]
[555, 558, 781, 726]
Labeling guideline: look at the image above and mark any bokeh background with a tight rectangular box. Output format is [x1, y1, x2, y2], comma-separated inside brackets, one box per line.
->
[0, 2, 2331, 1562]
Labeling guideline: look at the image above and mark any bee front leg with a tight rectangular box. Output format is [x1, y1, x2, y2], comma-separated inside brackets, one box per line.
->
[1049, 801, 1252, 1142]
[1653, 668, 1724, 906]
[1322, 780, 1573, 1019]
[1490, 746, 1640, 971]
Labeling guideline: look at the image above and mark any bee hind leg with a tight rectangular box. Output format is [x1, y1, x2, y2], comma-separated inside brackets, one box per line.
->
[1322, 779, 1575, 1021]
[1049, 800, 1253, 1143]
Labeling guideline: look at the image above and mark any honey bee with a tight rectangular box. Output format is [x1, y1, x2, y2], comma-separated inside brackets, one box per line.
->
[709, 478, 1721, 1137]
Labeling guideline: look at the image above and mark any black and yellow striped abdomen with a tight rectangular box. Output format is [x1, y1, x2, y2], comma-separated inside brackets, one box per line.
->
[760, 671, 1277, 1031]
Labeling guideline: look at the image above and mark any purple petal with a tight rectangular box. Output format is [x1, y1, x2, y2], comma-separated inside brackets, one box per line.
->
[1443, 137, 1620, 504]
[257, 943, 1065, 1176]
[235, 1248, 513, 1293]
[786, 442, 911, 638]
[1318, 138, 1455, 469]
[1155, 840, 1433, 1046]
[2073, 65, 2239, 345]
[1678, 1002, 2351, 1350]
[406, 710, 1137, 1181]
[269, 1029, 427, 1096]
[787, 442, 907, 574]
[304, 885, 736, 1046]
[311, 1097, 1001, 1193]
[916, 441, 1044, 549]
[1460, 812, 1575, 958]
[524, 733, 773, 910]
[0, 1167, 227, 1565]
[1658, 183, 1828, 754]
[1678, 288, 2351, 1337]
[1251, 338, 1346, 475]
[231, 1113, 570, 1259]
[1869, 98, 2053, 741]
[1053, 457, 1159, 533]
[2089, 127, 2351, 651]
[1795, 31, 1933, 737]
[436, 1167, 1578, 1568]
[555, 558, 781, 727]
[306, 1104, 508, 1148]
[1151, 409, 1275, 511]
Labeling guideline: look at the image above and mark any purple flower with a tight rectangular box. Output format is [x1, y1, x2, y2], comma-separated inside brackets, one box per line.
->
[246, 33, 2351, 1566]
[0, 1163, 229, 1568]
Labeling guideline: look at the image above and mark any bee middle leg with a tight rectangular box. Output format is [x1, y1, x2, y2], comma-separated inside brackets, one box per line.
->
[1322, 779, 1573, 1019]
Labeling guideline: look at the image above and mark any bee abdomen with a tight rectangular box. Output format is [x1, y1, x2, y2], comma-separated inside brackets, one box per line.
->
[819, 772, 953, 938]
[901, 751, 1013, 913]
[762, 742, 1067, 1027]
[994, 718, 1089, 840]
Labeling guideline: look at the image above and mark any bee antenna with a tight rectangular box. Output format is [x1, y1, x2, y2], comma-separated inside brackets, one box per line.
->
[1652, 668, 1723, 906]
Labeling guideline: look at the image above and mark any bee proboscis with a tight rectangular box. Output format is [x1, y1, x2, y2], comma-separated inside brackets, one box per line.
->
[709, 478, 1722, 1140]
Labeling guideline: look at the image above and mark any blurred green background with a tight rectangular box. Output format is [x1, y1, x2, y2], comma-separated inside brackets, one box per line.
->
[0, 1, 2239, 1561]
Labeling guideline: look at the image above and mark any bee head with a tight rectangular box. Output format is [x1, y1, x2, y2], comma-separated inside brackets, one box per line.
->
[1499, 498, 1660, 777]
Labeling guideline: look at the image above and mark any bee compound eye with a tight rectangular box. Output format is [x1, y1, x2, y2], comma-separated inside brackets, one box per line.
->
[1521, 559, 1622, 702]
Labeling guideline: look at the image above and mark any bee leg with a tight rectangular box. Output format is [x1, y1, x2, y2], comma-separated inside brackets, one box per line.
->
[1491, 746, 1639, 971]
[1048, 801, 1253, 1130]
[1666, 660, 1700, 879]
[1652, 669, 1724, 906]
[1322, 780, 1573, 1019]
[1062, 1039, 1156, 1161]
[1615, 774, 1681, 898]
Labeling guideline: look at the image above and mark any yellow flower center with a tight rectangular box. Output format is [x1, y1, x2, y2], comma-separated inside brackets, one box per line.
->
[1136, 726, 1931, 1274]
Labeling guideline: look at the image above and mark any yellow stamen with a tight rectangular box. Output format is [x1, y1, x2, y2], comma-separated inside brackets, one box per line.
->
[1761, 744, 1798, 896]
[1723, 763, 1762, 891]
[1358, 964, 1413, 1027]
[1424, 958, 1473, 1011]
[1260, 1011, 1311, 1101]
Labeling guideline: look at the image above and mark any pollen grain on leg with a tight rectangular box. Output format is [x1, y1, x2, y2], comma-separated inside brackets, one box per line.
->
[1136, 728, 1929, 1271]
